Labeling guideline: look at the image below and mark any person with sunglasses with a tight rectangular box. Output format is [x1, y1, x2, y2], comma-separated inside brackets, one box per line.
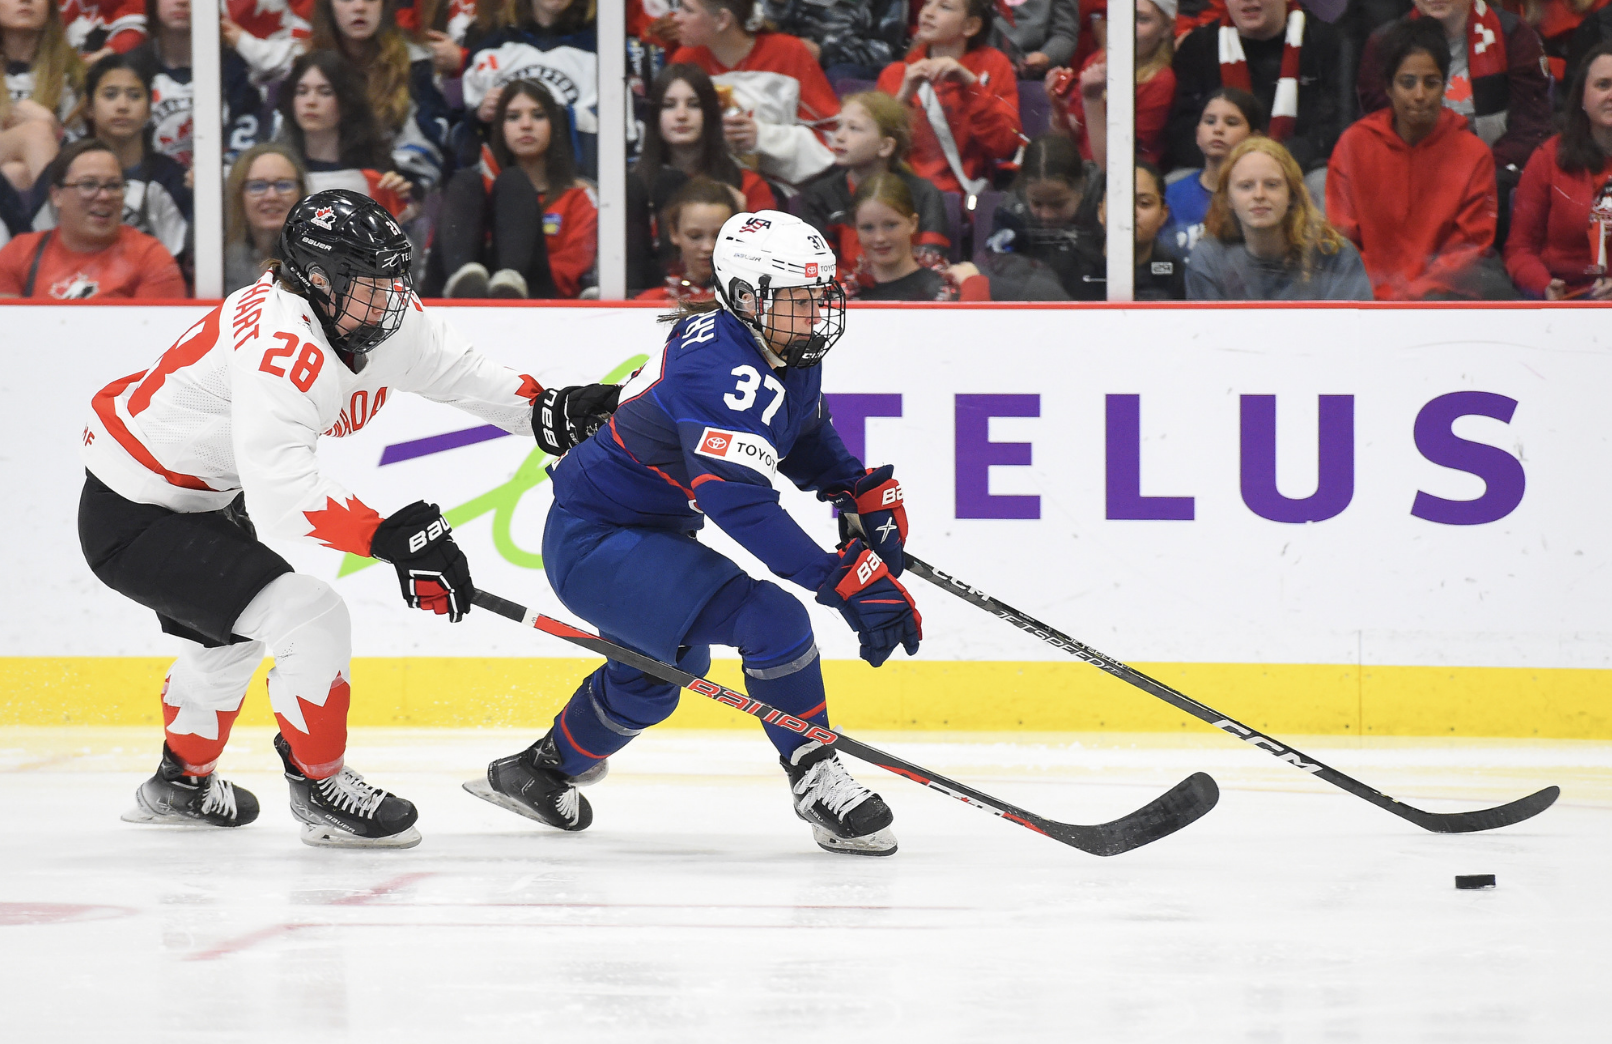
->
[223, 141, 306, 292]
[0, 138, 183, 298]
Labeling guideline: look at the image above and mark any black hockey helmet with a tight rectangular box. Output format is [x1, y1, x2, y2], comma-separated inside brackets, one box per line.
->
[276, 189, 412, 354]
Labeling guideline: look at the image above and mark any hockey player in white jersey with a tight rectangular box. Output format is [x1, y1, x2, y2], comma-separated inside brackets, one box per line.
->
[77, 189, 618, 848]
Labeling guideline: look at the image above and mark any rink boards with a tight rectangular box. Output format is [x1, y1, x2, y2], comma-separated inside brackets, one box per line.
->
[4, 300, 1609, 737]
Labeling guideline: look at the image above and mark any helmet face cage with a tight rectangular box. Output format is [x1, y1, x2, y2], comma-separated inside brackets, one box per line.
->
[723, 274, 847, 370]
[312, 262, 413, 355]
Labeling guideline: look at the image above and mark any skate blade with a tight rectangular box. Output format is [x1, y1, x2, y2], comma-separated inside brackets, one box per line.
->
[463, 778, 556, 826]
[120, 806, 225, 826]
[462, 779, 589, 831]
[121, 789, 240, 827]
[811, 825, 898, 857]
[298, 822, 422, 849]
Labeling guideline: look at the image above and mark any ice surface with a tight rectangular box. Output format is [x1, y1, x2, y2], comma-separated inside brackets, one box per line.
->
[1, 728, 1606, 1043]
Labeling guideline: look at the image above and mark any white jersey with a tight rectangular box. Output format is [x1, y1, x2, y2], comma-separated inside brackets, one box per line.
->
[81, 274, 539, 554]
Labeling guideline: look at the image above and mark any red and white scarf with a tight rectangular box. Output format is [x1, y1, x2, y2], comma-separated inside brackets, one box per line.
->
[1412, 0, 1508, 83]
[1218, 3, 1305, 141]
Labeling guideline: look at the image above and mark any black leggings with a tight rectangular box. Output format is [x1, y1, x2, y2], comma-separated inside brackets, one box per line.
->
[433, 168, 558, 298]
[78, 472, 291, 647]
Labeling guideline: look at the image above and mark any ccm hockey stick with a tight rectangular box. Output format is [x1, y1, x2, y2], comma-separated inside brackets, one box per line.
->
[903, 555, 1559, 834]
[471, 588, 1219, 857]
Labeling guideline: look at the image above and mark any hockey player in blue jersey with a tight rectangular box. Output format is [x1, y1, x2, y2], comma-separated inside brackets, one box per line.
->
[466, 210, 923, 855]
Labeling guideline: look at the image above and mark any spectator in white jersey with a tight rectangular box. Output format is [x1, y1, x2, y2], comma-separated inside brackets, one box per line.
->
[37, 53, 190, 266]
[275, 51, 413, 220]
[2, 0, 85, 126]
[128, 0, 262, 168]
[1187, 136, 1372, 300]
[223, 141, 307, 293]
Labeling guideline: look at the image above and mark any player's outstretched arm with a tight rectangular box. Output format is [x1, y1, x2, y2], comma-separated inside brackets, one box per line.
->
[533, 383, 623, 456]
[407, 306, 621, 454]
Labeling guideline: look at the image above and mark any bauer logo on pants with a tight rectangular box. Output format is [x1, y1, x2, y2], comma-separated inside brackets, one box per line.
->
[695, 426, 778, 479]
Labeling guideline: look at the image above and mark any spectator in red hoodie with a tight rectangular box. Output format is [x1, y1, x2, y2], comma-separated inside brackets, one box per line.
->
[1328, 18, 1508, 299]
[1506, 40, 1612, 298]
[1357, 0, 1550, 246]
[876, 0, 1022, 196]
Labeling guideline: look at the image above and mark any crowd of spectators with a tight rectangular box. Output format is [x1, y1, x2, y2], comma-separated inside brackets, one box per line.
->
[5, 0, 1612, 302]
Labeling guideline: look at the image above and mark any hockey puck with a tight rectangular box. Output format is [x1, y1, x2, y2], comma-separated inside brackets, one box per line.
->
[1455, 874, 1496, 890]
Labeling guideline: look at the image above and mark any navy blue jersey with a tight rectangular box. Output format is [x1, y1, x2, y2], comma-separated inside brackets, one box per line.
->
[550, 308, 866, 591]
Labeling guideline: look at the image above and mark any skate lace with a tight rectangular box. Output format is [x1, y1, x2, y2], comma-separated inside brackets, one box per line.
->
[555, 785, 580, 823]
[794, 756, 871, 817]
[200, 777, 238, 818]
[315, 767, 387, 818]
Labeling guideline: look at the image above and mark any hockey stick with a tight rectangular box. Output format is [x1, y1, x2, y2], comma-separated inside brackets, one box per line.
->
[903, 554, 1560, 834]
[470, 588, 1219, 857]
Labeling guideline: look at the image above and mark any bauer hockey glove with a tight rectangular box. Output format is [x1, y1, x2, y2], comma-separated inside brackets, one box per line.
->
[534, 383, 623, 456]
[816, 539, 922, 668]
[823, 465, 908, 576]
[370, 501, 473, 622]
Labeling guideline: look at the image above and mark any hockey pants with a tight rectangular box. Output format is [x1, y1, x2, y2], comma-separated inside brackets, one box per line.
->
[542, 502, 829, 777]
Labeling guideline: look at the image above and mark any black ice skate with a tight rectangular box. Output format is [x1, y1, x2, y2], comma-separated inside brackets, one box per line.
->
[273, 733, 421, 849]
[121, 744, 260, 828]
[783, 740, 897, 856]
[462, 731, 602, 831]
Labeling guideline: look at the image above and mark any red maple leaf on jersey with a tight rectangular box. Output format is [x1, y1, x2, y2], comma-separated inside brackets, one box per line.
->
[303, 495, 384, 555]
[1445, 75, 1473, 104]
[515, 374, 543, 402]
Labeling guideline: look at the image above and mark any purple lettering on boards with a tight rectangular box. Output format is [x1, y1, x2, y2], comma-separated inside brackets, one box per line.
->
[955, 394, 1040, 519]
[822, 393, 902, 466]
[1411, 392, 1525, 525]
[1240, 395, 1355, 523]
[1105, 394, 1194, 520]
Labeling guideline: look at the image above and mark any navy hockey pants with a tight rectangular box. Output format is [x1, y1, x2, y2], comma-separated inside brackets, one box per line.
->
[541, 501, 830, 776]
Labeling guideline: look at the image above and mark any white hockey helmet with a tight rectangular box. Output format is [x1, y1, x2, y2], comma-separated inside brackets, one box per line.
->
[710, 209, 847, 369]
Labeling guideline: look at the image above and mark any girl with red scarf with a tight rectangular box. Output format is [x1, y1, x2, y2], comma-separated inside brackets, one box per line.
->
[875, 0, 1022, 196]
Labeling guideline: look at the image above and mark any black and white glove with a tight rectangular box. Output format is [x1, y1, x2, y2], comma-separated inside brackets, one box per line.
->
[369, 501, 473, 622]
[534, 383, 623, 456]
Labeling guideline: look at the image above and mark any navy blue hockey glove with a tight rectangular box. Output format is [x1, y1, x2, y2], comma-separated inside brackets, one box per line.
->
[534, 383, 622, 456]
[824, 465, 908, 576]
[815, 539, 922, 668]
[370, 501, 473, 622]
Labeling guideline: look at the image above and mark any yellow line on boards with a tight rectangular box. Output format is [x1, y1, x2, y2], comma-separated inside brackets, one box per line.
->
[0, 657, 1607, 739]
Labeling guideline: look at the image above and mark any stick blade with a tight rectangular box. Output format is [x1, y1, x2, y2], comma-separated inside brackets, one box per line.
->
[1395, 785, 1560, 834]
[1050, 772, 1220, 857]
